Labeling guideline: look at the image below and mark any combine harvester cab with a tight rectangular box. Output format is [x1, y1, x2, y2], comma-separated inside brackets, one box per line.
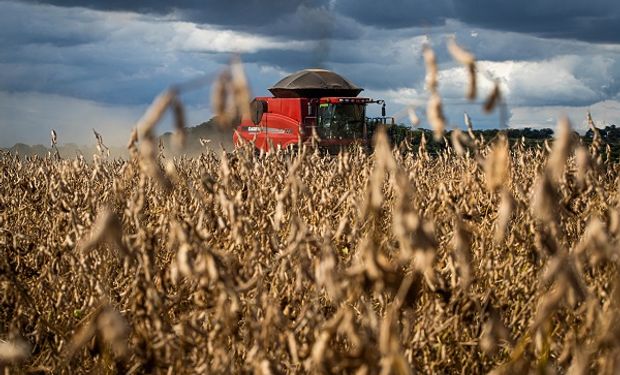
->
[233, 69, 394, 153]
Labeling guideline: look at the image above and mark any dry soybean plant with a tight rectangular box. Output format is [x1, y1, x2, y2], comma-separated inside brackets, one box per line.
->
[2, 53, 620, 375]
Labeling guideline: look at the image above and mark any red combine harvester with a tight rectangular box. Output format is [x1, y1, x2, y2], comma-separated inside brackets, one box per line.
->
[233, 69, 394, 153]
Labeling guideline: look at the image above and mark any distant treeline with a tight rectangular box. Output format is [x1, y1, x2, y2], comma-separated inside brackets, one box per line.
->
[386, 124, 555, 145]
[385, 123, 620, 159]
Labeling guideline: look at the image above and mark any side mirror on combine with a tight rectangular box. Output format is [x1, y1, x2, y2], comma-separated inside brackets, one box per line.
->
[251, 99, 267, 125]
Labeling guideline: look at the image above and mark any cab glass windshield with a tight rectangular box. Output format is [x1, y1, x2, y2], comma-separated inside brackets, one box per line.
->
[318, 103, 365, 139]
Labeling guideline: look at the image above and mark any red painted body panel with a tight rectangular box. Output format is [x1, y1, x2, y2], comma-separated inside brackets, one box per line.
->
[264, 97, 307, 122]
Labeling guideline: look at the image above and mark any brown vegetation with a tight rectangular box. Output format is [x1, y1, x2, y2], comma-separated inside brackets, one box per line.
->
[2, 119, 620, 373]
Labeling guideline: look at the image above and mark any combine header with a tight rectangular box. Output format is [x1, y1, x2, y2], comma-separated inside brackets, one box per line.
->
[233, 69, 394, 153]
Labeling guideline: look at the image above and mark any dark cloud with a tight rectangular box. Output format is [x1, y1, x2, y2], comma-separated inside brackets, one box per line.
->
[335, 0, 620, 44]
[27, 0, 309, 25]
[339, 0, 620, 44]
[252, 5, 363, 41]
[452, 0, 620, 43]
[0, 1, 106, 48]
[24, 0, 349, 40]
[24, 0, 620, 44]
[334, 0, 453, 28]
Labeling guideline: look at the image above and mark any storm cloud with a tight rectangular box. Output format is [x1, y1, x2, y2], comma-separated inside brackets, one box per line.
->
[25, 0, 620, 43]
[22, 0, 348, 40]
[336, 0, 620, 44]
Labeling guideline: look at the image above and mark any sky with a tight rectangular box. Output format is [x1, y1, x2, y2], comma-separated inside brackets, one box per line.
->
[1, 0, 620, 147]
